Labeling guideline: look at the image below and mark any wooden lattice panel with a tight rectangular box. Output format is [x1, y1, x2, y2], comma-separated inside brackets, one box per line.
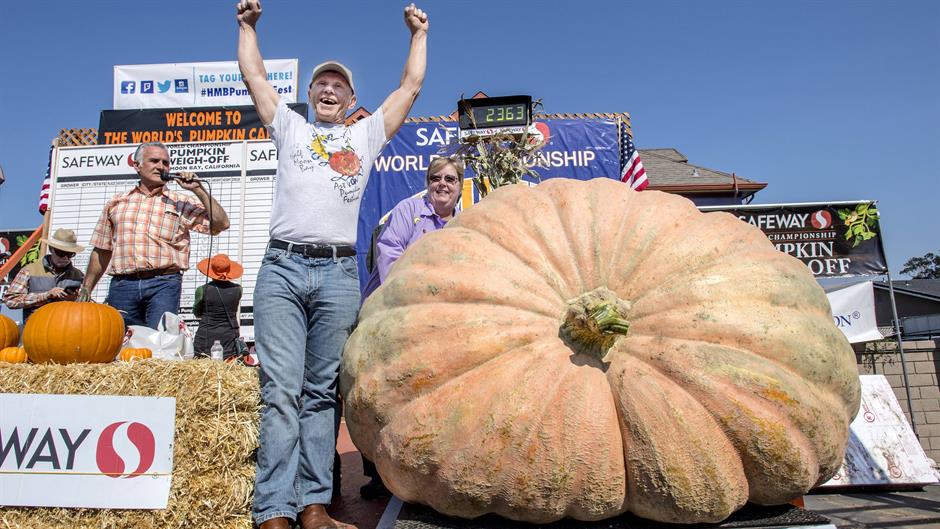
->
[57, 128, 98, 146]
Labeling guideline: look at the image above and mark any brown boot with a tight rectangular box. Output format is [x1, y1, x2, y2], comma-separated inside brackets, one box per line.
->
[258, 517, 291, 529]
[299, 504, 354, 529]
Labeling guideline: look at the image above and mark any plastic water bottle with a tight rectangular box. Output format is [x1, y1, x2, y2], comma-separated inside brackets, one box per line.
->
[210, 340, 224, 361]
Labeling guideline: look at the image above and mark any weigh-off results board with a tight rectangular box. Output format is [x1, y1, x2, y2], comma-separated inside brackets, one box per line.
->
[49, 140, 278, 339]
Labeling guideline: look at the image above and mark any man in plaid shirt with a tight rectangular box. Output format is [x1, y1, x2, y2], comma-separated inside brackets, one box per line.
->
[3, 228, 85, 321]
[79, 142, 230, 329]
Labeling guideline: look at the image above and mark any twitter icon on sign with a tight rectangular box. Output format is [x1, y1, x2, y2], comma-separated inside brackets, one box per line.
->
[157, 80, 171, 93]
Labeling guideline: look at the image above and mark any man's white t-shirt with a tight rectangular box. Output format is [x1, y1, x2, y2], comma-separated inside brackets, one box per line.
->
[266, 99, 386, 245]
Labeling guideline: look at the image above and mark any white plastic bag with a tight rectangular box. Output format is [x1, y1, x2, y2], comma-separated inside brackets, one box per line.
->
[122, 312, 194, 360]
[158, 312, 194, 359]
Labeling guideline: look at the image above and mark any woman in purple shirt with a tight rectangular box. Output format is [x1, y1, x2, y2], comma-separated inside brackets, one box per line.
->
[361, 156, 465, 300]
[357, 156, 464, 498]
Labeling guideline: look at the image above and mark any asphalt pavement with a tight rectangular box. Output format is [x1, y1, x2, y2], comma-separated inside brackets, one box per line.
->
[803, 484, 940, 529]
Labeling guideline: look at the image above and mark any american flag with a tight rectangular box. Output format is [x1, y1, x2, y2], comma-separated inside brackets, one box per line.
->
[620, 122, 648, 191]
[38, 145, 54, 214]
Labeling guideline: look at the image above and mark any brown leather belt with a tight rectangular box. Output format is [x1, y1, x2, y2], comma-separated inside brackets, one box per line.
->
[112, 268, 180, 280]
[269, 239, 356, 258]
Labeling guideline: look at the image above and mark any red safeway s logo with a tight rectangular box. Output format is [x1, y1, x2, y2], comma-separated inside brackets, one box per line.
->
[527, 122, 551, 147]
[810, 210, 833, 229]
[95, 421, 156, 479]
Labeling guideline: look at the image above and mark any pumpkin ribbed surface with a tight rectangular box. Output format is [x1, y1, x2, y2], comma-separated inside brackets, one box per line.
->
[340, 178, 860, 524]
[0, 314, 18, 349]
[119, 347, 153, 362]
[0, 346, 27, 363]
[24, 302, 125, 364]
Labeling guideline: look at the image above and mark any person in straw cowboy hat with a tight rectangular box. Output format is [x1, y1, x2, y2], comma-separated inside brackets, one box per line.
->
[3, 228, 86, 321]
[193, 253, 243, 359]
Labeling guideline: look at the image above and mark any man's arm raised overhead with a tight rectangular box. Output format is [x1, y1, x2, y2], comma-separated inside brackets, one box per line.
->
[380, 3, 429, 139]
[236, 0, 280, 126]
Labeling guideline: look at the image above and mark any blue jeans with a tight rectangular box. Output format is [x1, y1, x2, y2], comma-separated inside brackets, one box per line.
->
[252, 245, 359, 524]
[106, 273, 183, 329]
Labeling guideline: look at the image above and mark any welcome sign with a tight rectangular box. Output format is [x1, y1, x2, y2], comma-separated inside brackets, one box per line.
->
[0, 394, 176, 508]
[98, 104, 308, 145]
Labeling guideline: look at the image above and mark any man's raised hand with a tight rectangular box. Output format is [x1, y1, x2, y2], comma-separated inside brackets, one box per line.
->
[176, 172, 202, 192]
[236, 0, 262, 27]
[404, 3, 428, 35]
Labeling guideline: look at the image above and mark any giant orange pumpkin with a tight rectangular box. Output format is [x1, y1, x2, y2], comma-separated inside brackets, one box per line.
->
[23, 302, 124, 364]
[341, 179, 861, 524]
[0, 313, 18, 349]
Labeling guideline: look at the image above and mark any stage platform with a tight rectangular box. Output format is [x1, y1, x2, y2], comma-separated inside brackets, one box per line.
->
[388, 501, 834, 529]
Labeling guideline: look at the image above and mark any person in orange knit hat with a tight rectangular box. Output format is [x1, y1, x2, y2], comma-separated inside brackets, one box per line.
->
[193, 253, 243, 358]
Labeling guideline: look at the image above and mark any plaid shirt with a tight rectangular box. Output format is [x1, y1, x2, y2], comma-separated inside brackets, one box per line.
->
[3, 266, 46, 309]
[90, 185, 210, 275]
[3, 258, 83, 310]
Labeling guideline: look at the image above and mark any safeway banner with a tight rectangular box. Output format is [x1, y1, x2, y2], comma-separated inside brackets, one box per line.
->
[0, 394, 176, 509]
[114, 60, 298, 109]
[702, 202, 888, 277]
[825, 281, 884, 343]
[99, 104, 307, 145]
[356, 118, 620, 286]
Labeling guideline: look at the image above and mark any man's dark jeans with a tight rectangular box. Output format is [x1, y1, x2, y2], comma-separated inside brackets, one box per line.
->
[106, 273, 183, 329]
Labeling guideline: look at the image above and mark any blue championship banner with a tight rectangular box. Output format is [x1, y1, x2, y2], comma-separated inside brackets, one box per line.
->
[355, 118, 621, 287]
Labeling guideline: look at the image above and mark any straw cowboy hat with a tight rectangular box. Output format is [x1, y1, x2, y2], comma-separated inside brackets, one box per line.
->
[43, 228, 85, 253]
[197, 253, 244, 281]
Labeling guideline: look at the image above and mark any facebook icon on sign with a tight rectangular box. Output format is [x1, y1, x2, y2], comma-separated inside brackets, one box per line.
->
[120, 81, 136, 94]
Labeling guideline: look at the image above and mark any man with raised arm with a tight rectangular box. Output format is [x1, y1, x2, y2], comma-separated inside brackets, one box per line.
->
[235, 1, 428, 527]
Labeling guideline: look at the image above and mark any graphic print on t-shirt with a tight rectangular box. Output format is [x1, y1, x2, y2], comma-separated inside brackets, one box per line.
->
[304, 131, 364, 203]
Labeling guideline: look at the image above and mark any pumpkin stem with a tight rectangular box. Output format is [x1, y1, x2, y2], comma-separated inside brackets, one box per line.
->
[560, 287, 631, 362]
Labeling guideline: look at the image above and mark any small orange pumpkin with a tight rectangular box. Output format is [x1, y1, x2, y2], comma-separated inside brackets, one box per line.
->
[0, 314, 18, 349]
[0, 346, 27, 363]
[23, 301, 124, 364]
[119, 347, 153, 362]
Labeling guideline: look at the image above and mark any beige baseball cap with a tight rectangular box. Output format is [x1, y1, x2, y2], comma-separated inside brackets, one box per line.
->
[310, 60, 355, 93]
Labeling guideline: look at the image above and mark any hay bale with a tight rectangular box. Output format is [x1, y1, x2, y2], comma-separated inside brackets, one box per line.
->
[0, 360, 260, 529]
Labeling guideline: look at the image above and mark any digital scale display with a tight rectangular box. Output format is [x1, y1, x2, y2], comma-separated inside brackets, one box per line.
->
[457, 95, 532, 141]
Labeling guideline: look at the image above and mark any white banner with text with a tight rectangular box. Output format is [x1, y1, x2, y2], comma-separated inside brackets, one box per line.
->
[0, 394, 176, 508]
[114, 59, 298, 109]
[825, 280, 884, 344]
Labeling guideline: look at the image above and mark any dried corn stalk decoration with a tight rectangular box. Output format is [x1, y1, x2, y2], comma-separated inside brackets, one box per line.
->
[453, 98, 546, 198]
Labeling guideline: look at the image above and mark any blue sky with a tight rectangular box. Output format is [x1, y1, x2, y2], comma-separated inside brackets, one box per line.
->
[0, 0, 937, 277]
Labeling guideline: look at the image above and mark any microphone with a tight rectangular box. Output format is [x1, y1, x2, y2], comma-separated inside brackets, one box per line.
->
[160, 170, 199, 182]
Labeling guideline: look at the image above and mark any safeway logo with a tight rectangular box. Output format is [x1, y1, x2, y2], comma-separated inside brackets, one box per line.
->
[811, 210, 833, 229]
[0, 394, 174, 509]
[95, 421, 156, 478]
